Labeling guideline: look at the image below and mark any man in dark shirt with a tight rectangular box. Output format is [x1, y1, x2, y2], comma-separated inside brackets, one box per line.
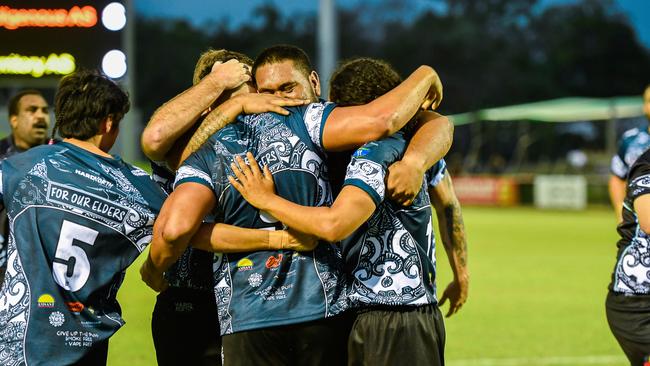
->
[0, 89, 50, 158]
[0, 89, 51, 283]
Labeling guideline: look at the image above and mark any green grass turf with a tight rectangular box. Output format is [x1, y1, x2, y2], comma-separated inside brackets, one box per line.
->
[107, 206, 628, 365]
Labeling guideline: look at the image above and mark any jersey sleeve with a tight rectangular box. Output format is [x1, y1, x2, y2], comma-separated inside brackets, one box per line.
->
[174, 148, 215, 192]
[150, 160, 175, 195]
[627, 160, 650, 203]
[343, 133, 407, 206]
[426, 159, 447, 188]
[302, 101, 336, 150]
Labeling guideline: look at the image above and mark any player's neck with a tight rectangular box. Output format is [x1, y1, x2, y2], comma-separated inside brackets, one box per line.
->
[64, 137, 113, 158]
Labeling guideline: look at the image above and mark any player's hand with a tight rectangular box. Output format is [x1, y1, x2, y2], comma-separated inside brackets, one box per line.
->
[140, 253, 168, 293]
[386, 156, 425, 206]
[233, 94, 309, 116]
[438, 272, 469, 317]
[282, 229, 319, 251]
[421, 69, 443, 110]
[229, 152, 276, 210]
[211, 59, 251, 90]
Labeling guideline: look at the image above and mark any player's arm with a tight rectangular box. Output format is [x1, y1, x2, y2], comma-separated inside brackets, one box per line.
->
[608, 175, 626, 223]
[429, 174, 469, 317]
[166, 93, 309, 170]
[229, 153, 376, 242]
[141, 182, 317, 292]
[141, 60, 250, 162]
[191, 223, 317, 253]
[609, 142, 631, 223]
[387, 111, 453, 206]
[141, 183, 216, 291]
[322, 65, 443, 152]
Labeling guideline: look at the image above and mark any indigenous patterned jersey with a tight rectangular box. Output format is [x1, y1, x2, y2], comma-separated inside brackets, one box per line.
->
[150, 161, 214, 292]
[0, 142, 165, 365]
[611, 127, 650, 179]
[612, 148, 650, 294]
[0, 135, 29, 283]
[342, 132, 446, 307]
[176, 103, 348, 335]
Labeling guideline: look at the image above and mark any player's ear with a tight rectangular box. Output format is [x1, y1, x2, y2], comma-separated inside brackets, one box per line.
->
[9, 115, 18, 130]
[309, 71, 321, 98]
[99, 116, 114, 134]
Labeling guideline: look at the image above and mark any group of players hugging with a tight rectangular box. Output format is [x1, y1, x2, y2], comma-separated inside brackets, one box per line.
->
[0, 44, 468, 366]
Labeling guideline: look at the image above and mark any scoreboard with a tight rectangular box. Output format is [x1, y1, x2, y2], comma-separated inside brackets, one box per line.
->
[0, 1, 129, 84]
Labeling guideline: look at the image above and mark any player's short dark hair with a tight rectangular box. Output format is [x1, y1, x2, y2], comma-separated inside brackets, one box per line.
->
[253, 44, 313, 81]
[193, 49, 253, 85]
[329, 58, 402, 106]
[8, 89, 44, 119]
[54, 70, 130, 140]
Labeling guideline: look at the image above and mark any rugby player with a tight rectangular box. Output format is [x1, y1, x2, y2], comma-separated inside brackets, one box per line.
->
[141, 49, 446, 365]
[231, 57, 467, 365]
[0, 70, 161, 366]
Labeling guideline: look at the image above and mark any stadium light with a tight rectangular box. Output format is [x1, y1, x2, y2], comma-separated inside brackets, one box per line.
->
[101, 2, 126, 31]
[101, 49, 126, 79]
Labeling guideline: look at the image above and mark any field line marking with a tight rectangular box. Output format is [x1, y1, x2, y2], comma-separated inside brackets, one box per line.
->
[447, 355, 626, 366]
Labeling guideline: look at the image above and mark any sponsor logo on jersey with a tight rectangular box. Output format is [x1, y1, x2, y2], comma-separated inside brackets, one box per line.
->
[353, 147, 370, 157]
[66, 301, 84, 313]
[237, 258, 253, 271]
[81, 320, 102, 328]
[74, 169, 114, 188]
[248, 273, 263, 287]
[37, 293, 55, 308]
[49, 311, 65, 327]
[265, 254, 283, 269]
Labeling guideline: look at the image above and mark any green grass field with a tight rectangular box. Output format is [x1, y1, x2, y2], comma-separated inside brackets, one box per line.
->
[107, 206, 628, 366]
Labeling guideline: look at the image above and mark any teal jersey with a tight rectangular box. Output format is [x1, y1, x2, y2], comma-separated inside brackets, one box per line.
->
[176, 102, 348, 335]
[0, 142, 165, 365]
[342, 132, 446, 307]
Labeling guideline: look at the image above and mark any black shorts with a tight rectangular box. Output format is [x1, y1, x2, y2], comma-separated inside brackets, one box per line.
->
[348, 304, 445, 366]
[606, 291, 650, 366]
[221, 313, 353, 366]
[151, 287, 221, 366]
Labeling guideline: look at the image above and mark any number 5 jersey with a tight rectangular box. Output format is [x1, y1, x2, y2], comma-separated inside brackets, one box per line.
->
[0, 141, 165, 366]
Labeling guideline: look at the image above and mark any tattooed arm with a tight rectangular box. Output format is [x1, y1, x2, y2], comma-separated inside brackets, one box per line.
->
[165, 93, 308, 170]
[142, 60, 250, 162]
[429, 174, 468, 317]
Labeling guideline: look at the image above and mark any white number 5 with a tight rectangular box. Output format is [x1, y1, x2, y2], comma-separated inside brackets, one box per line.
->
[52, 220, 98, 292]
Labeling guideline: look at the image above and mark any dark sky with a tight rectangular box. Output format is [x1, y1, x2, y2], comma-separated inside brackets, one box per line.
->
[135, 0, 650, 47]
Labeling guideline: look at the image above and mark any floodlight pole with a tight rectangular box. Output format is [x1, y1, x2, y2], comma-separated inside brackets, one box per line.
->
[117, 0, 140, 162]
[318, 0, 338, 99]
